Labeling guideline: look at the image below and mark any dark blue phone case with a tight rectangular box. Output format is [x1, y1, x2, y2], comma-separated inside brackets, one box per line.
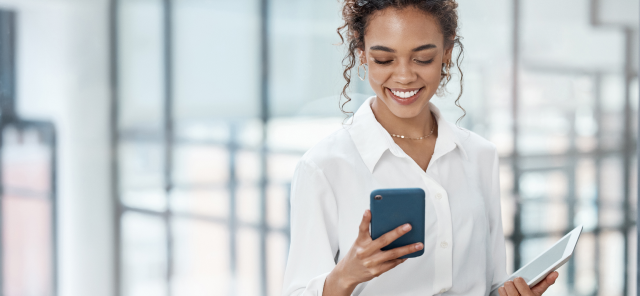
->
[370, 188, 425, 258]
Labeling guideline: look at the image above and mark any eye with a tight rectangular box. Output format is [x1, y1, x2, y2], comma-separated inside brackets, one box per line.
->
[373, 59, 393, 65]
[414, 58, 434, 65]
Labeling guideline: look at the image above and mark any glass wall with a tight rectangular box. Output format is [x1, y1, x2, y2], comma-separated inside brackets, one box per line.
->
[0, 9, 57, 296]
[115, 0, 638, 296]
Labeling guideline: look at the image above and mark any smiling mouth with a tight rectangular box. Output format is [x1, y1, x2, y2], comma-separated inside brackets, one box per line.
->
[386, 87, 424, 105]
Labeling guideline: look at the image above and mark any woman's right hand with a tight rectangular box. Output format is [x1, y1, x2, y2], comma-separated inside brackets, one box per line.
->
[322, 209, 424, 296]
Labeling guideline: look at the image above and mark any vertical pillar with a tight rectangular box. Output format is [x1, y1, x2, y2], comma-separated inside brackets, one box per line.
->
[511, 0, 523, 271]
[259, 0, 270, 295]
[108, 0, 122, 295]
[162, 0, 174, 295]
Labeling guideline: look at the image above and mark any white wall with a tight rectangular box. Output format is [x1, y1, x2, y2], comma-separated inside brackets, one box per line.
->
[0, 1, 114, 296]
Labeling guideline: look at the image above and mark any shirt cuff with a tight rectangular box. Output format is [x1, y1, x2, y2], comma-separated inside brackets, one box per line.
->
[304, 272, 331, 296]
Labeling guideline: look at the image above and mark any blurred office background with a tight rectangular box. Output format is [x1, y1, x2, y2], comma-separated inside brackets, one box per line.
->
[0, 0, 637, 296]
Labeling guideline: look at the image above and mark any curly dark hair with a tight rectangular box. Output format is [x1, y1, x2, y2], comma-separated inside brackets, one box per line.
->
[337, 0, 465, 121]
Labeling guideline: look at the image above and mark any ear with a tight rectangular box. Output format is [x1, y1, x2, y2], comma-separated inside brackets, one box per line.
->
[357, 48, 367, 65]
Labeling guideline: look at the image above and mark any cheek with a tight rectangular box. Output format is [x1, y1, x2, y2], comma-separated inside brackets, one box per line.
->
[367, 65, 392, 88]
[420, 64, 443, 83]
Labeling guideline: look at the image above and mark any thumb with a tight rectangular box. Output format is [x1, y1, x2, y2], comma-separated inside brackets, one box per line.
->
[358, 209, 372, 240]
[531, 271, 558, 296]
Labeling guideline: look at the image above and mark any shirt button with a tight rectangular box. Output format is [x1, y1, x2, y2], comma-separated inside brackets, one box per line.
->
[440, 288, 447, 293]
[440, 241, 448, 248]
[435, 193, 443, 199]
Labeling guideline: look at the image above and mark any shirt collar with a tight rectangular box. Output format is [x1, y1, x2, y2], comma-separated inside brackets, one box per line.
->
[346, 96, 469, 173]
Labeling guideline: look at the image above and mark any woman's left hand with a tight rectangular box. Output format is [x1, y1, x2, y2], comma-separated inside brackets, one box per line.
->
[497, 271, 559, 296]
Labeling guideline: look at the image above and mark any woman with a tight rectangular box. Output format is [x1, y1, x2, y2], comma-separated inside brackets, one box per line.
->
[283, 1, 558, 295]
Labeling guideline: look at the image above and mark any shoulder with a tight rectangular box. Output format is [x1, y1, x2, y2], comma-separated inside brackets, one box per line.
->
[291, 128, 358, 199]
[453, 126, 498, 160]
[298, 127, 358, 168]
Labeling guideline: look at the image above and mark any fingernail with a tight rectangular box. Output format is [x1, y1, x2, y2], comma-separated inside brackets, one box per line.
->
[415, 243, 423, 250]
[403, 224, 411, 231]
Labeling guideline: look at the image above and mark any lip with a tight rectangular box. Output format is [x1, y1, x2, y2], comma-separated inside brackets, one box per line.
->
[386, 87, 424, 105]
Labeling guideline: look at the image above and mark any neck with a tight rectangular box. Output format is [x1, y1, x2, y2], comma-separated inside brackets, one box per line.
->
[371, 96, 436, 138]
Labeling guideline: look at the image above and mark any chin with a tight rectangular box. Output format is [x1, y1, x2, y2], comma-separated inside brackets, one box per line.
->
[387, 106, 424, 119]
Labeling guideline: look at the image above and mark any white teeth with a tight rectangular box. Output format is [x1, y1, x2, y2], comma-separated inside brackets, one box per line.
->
[391, 89, 419, 98]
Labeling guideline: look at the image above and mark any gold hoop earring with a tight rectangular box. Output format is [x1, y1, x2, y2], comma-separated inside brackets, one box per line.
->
[444, 61, 452, 80]
[357, 63, 367, 81]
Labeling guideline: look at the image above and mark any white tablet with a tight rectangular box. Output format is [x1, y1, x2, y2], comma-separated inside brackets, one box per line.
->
[490, 225, 583, 296]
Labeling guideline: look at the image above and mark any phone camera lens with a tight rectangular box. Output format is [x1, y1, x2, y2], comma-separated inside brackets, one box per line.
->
[374, 195, 382, 200]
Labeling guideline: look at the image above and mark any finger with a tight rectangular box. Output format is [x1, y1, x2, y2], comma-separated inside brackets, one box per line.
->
[357, 210, 372, 241]
[374, 242, 423, 263]
[375, 258, 406, 276]
[531, 271, 558, 296]
[370, 223, 412, 250]
[504, 281, 519, 296]
[513, 277, 534, 296]
[498, 287, 507, 296]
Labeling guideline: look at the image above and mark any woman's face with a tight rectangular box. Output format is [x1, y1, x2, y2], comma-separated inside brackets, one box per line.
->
[362, 6, 452, 119]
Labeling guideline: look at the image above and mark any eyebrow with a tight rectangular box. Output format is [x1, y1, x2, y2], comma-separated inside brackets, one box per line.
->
[369, 44, 437, 53]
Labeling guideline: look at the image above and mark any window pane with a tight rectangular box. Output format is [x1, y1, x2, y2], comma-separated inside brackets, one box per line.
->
[267, 184, 288, 229]
[236, 227, 260, 296]
[119, 141, 164, 189]
[122, 189, 166, 213]
[236, 185, 259, 225]
[172, 219, 229, 296]
[173, 0, 260, 121]
[268, 0, 349, 117]
[598, 231, 625, 296]
[121, 212, 167, 296]
[119, 141, 166, 211]
[520, 201, 568, 234]
[170, 188, 228, 218]
[267, 231, 288, 296]
[118, 0, 164, 132]
[2, 127, 51, 191]
[574, 233, 597, 295]
[520, 170, 568, 200]
[2, 196, 53, 296]
[236, 150, 260, 184]
[172, 144, 228, 186]
[2, 126, 54, 296]
[600, 157, 624, 203]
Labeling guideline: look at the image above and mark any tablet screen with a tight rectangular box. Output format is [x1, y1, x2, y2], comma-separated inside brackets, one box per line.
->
[510, 235, 571, 282]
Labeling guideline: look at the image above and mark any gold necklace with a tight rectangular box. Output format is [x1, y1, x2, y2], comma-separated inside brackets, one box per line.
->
[390, 114, 437, 140]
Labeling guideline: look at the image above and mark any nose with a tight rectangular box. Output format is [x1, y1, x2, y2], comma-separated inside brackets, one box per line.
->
[393, 60, 417, 85]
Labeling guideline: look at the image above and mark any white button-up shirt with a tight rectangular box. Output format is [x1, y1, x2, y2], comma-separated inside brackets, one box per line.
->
[282, 97, 508, 296]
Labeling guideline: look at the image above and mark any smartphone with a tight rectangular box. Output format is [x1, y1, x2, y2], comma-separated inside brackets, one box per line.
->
[369, 188, 425, 258]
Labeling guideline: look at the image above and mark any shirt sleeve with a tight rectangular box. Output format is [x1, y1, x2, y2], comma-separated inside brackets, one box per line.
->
[489, 149, 509, 291]
[282, 158, 340, 296]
